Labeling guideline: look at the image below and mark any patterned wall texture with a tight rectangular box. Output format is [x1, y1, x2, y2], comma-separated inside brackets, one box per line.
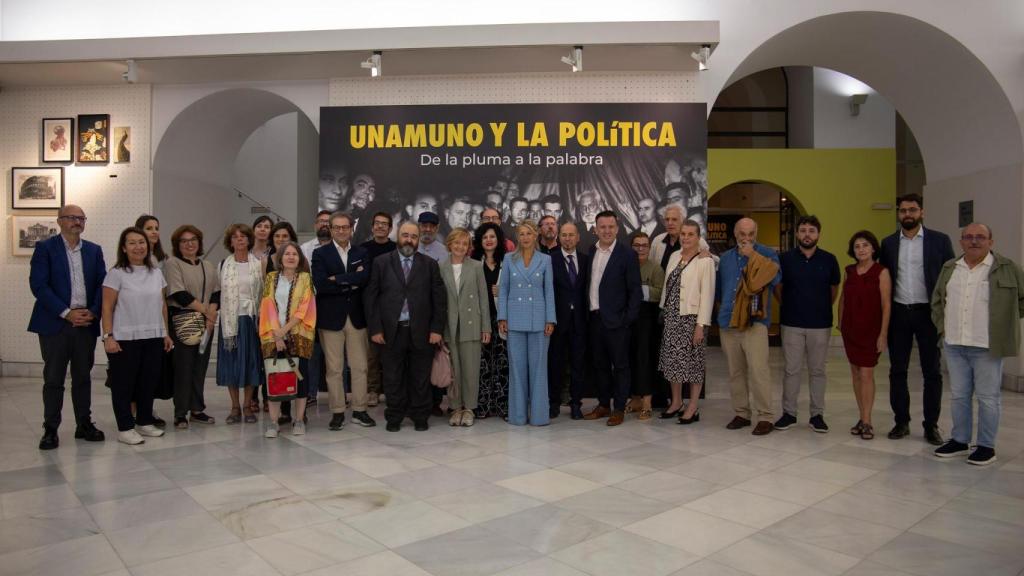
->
[0, 84, 152, 367]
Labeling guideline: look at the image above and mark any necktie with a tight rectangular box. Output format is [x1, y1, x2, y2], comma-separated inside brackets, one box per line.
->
[401, 257, 411, 319]
[567, 254, 578, 286]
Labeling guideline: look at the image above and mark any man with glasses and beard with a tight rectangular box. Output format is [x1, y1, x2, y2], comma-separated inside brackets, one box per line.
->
[364, 221, 446, 431]
[773, 215, 841, 433]
[880, 193, 955, 445]
[301, 210, 333, 262]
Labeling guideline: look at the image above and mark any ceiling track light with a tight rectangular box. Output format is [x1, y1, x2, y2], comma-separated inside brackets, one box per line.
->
[121, 59, 138, 83]
[360, 51, 382, 77]
[690, 44, 710, 72]
[560, 46, 583, 73]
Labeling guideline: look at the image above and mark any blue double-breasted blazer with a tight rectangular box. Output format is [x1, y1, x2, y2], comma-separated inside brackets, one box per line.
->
[28, 235, 106, 337]
[497, 251, 557, 333]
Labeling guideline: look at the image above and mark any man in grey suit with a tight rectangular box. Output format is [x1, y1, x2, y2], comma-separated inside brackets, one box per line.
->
[365, 221, 447, 432]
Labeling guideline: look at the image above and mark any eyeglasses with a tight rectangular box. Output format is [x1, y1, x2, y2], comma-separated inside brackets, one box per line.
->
[331, 225, 351, 231]
[372, 220, 390, 227]
[961, 235, 989, 242]
[631, 243, 650, 249]
[59, 215, 87, 223]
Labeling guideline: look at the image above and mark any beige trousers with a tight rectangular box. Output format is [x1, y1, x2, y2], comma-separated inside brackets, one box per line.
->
[720, 323, 774, 421]
[320, 320, 369, 414]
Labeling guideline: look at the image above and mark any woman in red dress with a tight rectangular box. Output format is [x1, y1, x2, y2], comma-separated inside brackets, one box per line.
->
[838, 231, 891, 440]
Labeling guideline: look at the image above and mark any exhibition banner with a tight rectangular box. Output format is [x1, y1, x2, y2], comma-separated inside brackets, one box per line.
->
[319, 103, 707, 248]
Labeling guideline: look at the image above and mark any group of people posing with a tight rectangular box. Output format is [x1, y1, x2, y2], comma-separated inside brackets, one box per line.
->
[28, 193, 1023, 465]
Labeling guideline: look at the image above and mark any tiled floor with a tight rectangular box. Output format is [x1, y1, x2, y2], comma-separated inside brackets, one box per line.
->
[2, 348, 1024, 576]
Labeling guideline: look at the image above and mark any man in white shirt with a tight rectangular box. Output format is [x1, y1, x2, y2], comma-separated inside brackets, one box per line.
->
[301, 210, 333, 262]
[931, 223, 1024, 465]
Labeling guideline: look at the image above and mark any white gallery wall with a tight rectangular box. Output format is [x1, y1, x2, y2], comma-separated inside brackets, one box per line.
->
[0, 84, 152, 366]
[812, 68, 894, 149]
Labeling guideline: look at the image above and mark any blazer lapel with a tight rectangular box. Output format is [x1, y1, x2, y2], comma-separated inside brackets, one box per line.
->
[390, 252, 406, 285]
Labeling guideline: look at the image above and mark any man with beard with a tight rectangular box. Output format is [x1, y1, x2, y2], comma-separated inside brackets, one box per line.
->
[319, 169, 348, 213]
[880, 193, 954, 444]
[360, 211, 398, 407]
[301, 210, 333, 262]
[416, 212, 448, 263]
[364, 221, 446, 431]
[538, 215, 559, 253]
[773, 215, 840, 433]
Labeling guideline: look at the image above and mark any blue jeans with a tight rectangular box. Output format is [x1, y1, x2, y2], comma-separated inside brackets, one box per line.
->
[507, 330, 550, 426]
[944, 343, 1003, 449]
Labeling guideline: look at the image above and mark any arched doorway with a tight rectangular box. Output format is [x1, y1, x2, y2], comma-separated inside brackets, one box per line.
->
[153, 88, 318, 260]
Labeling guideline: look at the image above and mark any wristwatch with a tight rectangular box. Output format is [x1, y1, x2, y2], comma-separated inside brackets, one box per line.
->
[101, 332, 113, 341]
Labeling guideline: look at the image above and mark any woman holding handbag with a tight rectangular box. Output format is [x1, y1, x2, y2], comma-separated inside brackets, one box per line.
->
[258, 242, 317, 437]
[165, 225, 220, 429]
[440, 228, 491, 427]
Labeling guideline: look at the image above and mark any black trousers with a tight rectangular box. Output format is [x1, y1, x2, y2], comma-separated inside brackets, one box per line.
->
[382, 324, 434, 425]
[109, 338, 163, 431]
[548, 317, 587, 408]
[590, 312, 632, 412]
[888, 304, 943, 427]
[630, 303, 660, 397]
[39, 325, 96, 430]
[171, 338, 211, 419]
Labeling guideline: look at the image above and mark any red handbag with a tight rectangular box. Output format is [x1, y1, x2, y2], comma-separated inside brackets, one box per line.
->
[265, 355, 301, 401]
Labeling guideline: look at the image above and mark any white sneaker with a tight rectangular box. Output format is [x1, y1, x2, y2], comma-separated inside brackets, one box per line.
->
[292, 421, 306, 436]
[137, 425, 165, 437]
[118, 429, 145, 445]
[265, 424, 279, 438]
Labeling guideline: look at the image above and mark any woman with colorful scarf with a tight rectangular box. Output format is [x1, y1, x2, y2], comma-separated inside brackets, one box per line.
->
[258, 242, 316, 437]
[216, 223, 265, 424]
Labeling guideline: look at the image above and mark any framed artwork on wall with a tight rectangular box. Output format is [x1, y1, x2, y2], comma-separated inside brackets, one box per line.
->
[113, 126, 131, 163]
[42, 117, 75, 163]
[11, 166, 64, 210]
[11, 215, 60, 256]
[77, 113, 110, 163]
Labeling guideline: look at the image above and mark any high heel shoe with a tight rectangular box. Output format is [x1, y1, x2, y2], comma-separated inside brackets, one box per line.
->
[659, 407, 682, 419]
[677, 411, 701, 425]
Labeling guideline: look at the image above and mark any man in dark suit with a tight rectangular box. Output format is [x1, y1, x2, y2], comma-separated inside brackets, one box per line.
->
[879, 193, 955, 444]
[312, 212, 375, 431]
[548, 222, 590, 420]
[583, 211, 642, 426]
[28, 204, 106, 450]
[364, 221, 447, 432]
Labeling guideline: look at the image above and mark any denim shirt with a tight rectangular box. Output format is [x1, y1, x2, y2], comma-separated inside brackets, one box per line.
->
[715, 243, 781, 328]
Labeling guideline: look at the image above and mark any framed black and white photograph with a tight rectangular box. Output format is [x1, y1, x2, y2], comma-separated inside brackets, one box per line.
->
[42, 117, 75, 163]
[77, 113, 110, 163]
[11, 215, 60, 256]
[11, 166, 64, 210]
[113, 126, 131, 163]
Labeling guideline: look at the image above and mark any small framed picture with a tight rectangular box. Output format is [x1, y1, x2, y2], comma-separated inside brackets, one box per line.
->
[11, 215, 60, 256]
[42, 117, 74, 163]
[77, 113, 110, 164]
[11, 166, 64, 210]
[113, 126, 131, 163]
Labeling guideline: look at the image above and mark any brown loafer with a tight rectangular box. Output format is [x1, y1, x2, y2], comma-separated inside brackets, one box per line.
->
[584, 406, 611, 420]
[726, 416, 752, 430]
[607, 411, 625, 426]
[752, 421, 774, 435]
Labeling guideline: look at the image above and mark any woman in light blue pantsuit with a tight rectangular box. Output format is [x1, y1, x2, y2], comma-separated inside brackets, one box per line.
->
[497, 220, 556, 426]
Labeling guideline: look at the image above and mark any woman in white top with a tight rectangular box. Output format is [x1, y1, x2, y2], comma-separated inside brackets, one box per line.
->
[101, 227, 174, 445]
[135, 214, 170, 427]
[216, 223, 265, 424]
[658, 219, 716, 425]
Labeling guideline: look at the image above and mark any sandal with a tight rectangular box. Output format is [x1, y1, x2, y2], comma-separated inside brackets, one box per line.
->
[226, 408, 242, 425]
[850, 420, 864, 435]
[638, 409, 653, 421]
[243, 408, 257, 424]
[860, 423, 875, 440]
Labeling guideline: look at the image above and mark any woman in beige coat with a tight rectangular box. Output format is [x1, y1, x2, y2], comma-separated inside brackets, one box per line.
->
[440, 228, 492, 426]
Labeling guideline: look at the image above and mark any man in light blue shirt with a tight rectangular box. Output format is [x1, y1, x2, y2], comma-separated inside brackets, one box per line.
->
[416, 212, 448, 263]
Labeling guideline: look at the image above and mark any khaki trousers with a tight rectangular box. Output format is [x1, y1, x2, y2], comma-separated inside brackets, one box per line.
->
[320, 320, 369, 414]
[720, 323, 774, 421]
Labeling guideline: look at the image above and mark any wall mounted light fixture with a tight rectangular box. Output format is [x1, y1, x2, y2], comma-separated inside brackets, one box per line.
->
[561, 46, 583, 72]
[690, 44, 710, 71]
[849, 93, 868, 116]
[360, 51, 382, 77]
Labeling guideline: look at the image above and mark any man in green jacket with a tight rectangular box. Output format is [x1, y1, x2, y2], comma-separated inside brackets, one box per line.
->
[931, 223, 1024, 465]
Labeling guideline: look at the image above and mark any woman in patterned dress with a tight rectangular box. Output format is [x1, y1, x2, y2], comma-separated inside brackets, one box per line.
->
[472, 222, 509, 419]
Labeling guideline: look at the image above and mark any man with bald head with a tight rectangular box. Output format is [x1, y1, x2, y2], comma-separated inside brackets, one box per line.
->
[716, 217, 781, 435]
[547, 222, 591, 419]
[29, 204, 108, 450]
[931, 223, 1024, 465]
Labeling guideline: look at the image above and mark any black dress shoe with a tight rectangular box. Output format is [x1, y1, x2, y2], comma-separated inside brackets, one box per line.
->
[549, 405, 560, 419]
[887, 423, 910, 439]
[570, 405, 584, 420]
[39, 427, 59, 450]
[74, 422, 105, 442]
[386, 421, 401, 432]
[924, 425, 945, 446]
[414, 421, 429, 432]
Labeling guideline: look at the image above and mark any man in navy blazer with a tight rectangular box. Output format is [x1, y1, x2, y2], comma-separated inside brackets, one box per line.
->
[28, 205, 106, 450]
[312, 212, 375, 431]
[879, 193, 955, 444]
[584, 211, 642, 426]
[548, 222, 590, 420]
